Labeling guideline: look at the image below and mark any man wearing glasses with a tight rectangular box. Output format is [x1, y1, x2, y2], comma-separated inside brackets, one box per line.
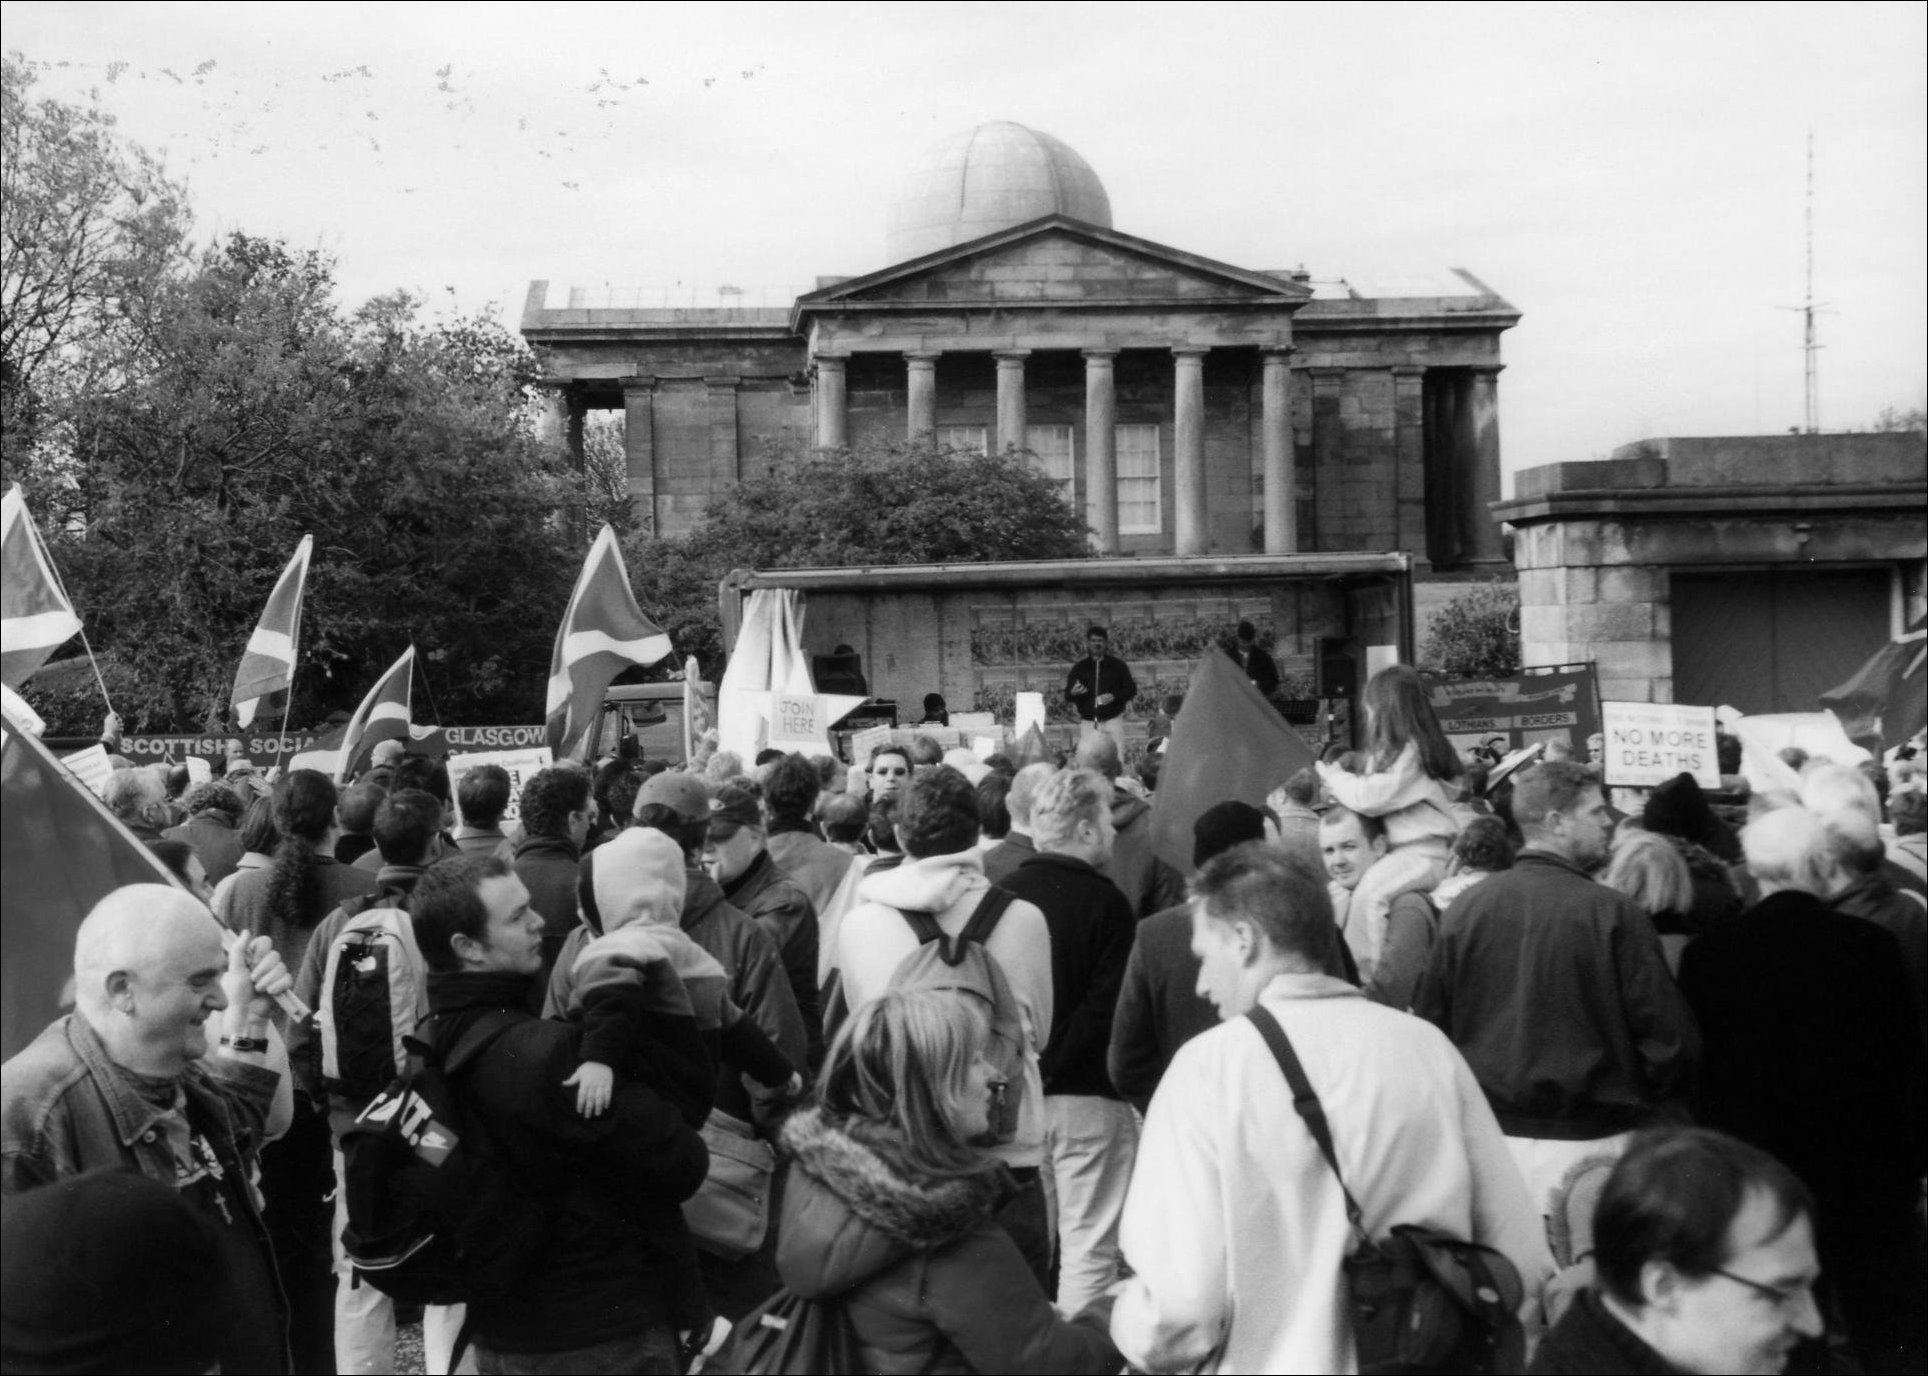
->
[1533, 1128, 1823, 1375]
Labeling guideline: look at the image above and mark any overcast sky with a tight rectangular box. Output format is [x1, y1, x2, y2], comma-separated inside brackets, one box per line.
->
[6, 1, 1924, 488]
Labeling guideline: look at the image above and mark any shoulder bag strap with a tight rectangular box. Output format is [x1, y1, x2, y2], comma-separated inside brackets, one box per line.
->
[899, 908, 948, 952]
[1247, 1004, 1367, 1239]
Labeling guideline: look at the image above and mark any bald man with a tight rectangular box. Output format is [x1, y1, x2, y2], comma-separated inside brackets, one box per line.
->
[1, 884, 297, 1373]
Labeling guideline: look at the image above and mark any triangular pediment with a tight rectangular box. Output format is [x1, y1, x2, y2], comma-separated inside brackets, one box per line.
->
[795, 216, 1309, 316]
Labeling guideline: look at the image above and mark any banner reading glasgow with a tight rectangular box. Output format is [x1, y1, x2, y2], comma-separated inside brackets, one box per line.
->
[1424, 666, 1600, 758]
[45, 725, 548, 770]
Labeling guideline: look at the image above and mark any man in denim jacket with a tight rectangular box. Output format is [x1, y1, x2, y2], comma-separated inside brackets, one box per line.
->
[2, 884, 296, 1373]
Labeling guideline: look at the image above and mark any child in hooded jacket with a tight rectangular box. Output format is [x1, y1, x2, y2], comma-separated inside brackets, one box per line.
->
[1318, 664, 1467, 980]
[553, 826, 801, 1362]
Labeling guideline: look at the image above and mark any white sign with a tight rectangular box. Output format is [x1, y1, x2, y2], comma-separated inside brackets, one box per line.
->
[1600, 702, 1720, 789]
[1013, 691, 1047, 739]
[766, 692, 867, 757]
[446, 746, 553, 825]
[59, 744, 113, 797]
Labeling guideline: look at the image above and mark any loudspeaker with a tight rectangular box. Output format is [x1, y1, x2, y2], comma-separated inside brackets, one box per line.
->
[1317, 639, 1358, 702]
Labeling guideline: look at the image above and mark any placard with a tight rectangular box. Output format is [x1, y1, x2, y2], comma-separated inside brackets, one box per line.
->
[1429, 667, 1600, 760]
[1013, 691, 1047, 740]
[446, 746, 553, 825]
[1600, 702, 1720, 788]
[847, 725, 893, 766]
[58, 744, 113, 797]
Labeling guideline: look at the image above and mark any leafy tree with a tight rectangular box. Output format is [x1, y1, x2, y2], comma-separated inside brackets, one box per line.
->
[21, 234, 589, 734]
[1872, 406, 1926, 435]
[1, 55, 188, 485]
[1422, 578, 1521, 679]
[624, 439, 1091, 675]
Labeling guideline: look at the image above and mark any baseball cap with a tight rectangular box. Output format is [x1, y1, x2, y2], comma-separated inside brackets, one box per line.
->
[634, 770, 710, 823]
[708, 780, 764, 835]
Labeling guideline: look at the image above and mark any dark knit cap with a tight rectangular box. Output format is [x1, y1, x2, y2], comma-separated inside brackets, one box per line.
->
[1193, 800, 1270, 869]
[1642, 772, 1739, 860]
[1, 1169, 225, 1374]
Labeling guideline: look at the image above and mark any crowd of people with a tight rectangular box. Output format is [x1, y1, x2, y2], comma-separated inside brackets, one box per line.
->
[2, 666, 1925, 1376]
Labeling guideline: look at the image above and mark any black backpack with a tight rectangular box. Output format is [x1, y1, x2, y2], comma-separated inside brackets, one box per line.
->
[337, 1009, 551, 1308]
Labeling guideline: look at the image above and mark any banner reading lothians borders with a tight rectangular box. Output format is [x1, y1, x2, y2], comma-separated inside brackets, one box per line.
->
[1424, 666, 1600, 759]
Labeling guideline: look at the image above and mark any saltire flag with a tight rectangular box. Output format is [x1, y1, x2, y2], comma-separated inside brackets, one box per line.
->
[332, 645, 416, 783]
[2, 701, 176, 1059]
[231, 534, 313, 728]
[1820, 611, 1927, 752]
[1, 485, 83, 690]
[1149, 646, 1318, 874]
[546, 524, 671, 758]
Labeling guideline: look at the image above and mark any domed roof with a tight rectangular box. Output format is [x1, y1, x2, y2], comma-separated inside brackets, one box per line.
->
[885, 122, 1113, 264]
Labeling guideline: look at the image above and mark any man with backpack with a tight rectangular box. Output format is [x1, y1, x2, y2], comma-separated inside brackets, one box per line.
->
[831, 764, 1057, 1286]
[287, 788, 451, 1375]
[998, 767, 1140, 1318]
[408, 856, 710, 1373]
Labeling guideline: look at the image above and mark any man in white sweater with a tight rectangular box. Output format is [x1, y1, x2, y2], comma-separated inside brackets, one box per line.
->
[1111, 843, 1550, 1373]
[833, 764, 1057, 1285]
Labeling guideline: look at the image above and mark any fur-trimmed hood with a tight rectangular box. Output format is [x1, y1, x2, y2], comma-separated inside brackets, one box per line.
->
[775, 1105, 1010, 1300]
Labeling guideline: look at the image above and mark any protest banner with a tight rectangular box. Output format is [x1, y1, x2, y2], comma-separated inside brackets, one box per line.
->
[446, 745, 554, 826]
[1600, 701, 1721, 788]
[1426, 666, 1600, 759]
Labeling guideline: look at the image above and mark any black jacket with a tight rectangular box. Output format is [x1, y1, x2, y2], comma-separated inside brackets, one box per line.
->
[723, 849, 822, 1064]
[1063, 653, 1137, 723]
[1678, 890, 1928, 1232]
[999, 853, 1134, 1098]
[1413, 851, 1700, 1139]
[1529, 1290, 1683, 1374]
[423, 971, 709, 1354]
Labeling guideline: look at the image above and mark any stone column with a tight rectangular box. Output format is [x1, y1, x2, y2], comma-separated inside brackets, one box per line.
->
[906, 353, 939, 440]
[621, 380, 657, 535]
[815, 354, 848, 450]
[995, 351, 1030, 453]
[705, 376, 740, 484]
[535, 386, 569, 449]
[1083, 350, 1119, 552]
[1391, 366, 1427, 560]
[1260, 348, 1296, 554]
[1464, 365, 1506, 563]
[564, 392, 586, 471]
[1173, 348, 1209, 555]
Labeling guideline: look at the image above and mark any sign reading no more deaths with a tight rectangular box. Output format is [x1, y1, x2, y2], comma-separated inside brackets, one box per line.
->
[1600, 701, 1720, 789]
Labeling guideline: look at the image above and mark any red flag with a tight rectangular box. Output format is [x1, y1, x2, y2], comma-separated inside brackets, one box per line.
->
[1, 485, 83, 690]
[2, 707, 176, 1058]
[330, 645, 415, 783]
[1820, 612, 1927, 751]
[546, 525, 671, 758]
[1150, 647, 1318, 873]
[231, 534, 313, 728]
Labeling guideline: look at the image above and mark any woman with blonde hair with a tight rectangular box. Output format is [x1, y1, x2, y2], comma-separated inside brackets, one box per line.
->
[1602, 826, 1697, 973]
[774, 989, 1121, 1374]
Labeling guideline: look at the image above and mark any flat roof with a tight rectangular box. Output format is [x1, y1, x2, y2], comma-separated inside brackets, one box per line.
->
[725, 551, 1410, 595]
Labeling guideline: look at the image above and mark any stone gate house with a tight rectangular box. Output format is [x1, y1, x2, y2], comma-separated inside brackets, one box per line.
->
[1498, 434, 1927, 712]
[521, 122, 1514, 677]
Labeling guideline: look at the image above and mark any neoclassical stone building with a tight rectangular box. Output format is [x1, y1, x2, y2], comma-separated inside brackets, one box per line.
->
[523, 122, 1518, 578]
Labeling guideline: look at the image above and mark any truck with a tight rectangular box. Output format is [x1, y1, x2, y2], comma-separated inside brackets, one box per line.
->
[718, 552, 1415, 748]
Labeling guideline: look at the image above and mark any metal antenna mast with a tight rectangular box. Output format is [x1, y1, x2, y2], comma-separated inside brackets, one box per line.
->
[1779, 134, 1827, 433]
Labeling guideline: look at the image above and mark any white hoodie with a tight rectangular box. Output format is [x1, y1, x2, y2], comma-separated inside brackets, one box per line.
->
[836, 848, 1055, 1169]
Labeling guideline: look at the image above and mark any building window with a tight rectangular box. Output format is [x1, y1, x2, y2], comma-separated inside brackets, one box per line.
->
[936, 425, 988, 456]
[1024, 424, 1075, 501]
[1116, 423, 1161, 534]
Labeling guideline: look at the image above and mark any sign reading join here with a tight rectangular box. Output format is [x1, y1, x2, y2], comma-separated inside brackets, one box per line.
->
[1601, 701, 1720, 789]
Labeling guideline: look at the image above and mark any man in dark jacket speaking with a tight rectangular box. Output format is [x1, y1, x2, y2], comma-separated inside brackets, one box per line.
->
[1064, 625, 1136, 753]
[410, 856, 709, 1374]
